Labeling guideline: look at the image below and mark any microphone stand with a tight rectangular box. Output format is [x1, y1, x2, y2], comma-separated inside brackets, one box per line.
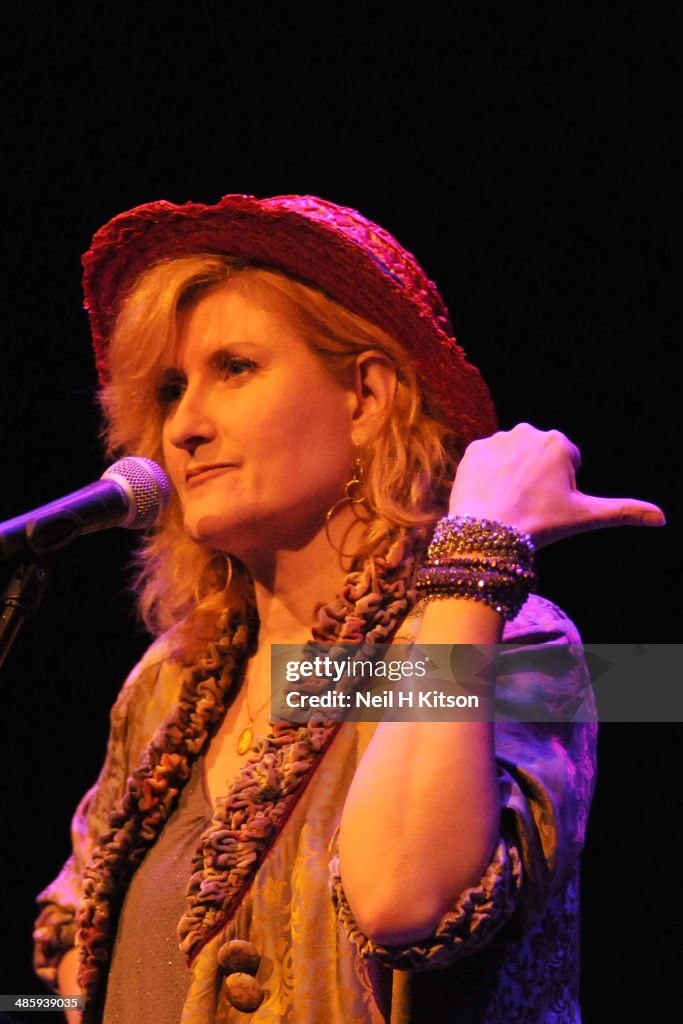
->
[0, 509, 87, 670]
[0, 559, 51, 670]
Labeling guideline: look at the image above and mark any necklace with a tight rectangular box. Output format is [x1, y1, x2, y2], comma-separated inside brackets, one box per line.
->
[236, 675, 272, 755]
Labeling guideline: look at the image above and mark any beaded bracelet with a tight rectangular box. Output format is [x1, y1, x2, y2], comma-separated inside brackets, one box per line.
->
[428, 515, 535, 561]
[415, 515, 536, 621]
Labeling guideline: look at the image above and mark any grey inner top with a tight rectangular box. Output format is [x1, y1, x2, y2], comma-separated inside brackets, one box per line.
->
[103, 757, 213, 1024]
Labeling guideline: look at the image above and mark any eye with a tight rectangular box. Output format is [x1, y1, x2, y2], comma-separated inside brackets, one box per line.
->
[156, 371, 186, 406]
[212, 351, 257, 379]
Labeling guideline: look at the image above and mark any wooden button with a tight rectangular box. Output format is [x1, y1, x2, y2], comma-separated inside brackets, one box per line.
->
[225, 971, 264, 1013]
[217, 938, 261, 975]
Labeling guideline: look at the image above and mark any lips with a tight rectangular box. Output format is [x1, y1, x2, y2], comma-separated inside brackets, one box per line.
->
[185, 464, 236, 486]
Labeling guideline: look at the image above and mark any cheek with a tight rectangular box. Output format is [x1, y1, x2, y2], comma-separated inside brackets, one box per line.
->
[290, 388, 343, 438]
[161, 431, 183, 488]
[278, 392, 352, 478]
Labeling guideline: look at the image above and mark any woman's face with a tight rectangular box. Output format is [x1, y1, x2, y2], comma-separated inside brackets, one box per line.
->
[160, 282, 357, 560]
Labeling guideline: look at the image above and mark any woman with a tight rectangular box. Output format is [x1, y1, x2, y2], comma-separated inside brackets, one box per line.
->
[33, 194, 663, 1023]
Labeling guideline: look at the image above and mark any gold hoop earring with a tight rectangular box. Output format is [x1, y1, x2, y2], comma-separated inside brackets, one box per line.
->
[325, 450, 370, 557]
[221, 553, 234, 592]
[197, 551, 234, 602]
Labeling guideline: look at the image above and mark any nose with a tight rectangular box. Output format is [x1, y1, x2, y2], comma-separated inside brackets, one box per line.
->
[164, 385, 217, 458]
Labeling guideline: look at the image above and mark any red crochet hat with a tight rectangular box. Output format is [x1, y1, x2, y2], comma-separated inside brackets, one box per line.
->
[82, 194, 497, 451]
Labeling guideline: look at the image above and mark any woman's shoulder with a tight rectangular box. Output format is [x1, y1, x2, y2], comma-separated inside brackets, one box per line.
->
[502, 593, 583, 646]
[498, 594, 595, 726]
[109, 628, 186, 744]
[403, 593, 582, 648]
[123, 630, 177, 680]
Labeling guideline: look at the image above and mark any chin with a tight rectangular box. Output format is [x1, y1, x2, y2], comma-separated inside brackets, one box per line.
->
[183, 502, 329, 561]
[184, 511, 254, 554]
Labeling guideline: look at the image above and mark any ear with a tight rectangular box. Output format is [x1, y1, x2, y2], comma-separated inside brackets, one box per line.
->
[348, 350, 397, 446]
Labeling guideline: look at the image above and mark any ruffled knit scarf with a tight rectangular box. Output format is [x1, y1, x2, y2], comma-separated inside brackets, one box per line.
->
[75, 528, 422, 1020]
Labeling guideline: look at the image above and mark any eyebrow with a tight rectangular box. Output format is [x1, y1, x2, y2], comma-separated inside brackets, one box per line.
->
[206, 340, 268, 364]
[158, 338, 267, 378]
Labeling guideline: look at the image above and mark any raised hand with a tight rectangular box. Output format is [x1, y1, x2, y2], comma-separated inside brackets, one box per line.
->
[449, 423, 665, 549]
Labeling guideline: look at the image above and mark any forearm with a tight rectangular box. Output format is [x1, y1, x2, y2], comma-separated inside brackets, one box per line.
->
[338, 598, 503, 945]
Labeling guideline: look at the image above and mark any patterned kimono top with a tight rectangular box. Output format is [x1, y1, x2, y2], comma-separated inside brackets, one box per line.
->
[33, 594, 597, 1024]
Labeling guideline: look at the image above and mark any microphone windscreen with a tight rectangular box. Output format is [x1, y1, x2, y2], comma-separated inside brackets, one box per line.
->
[101, 457, 171, 529]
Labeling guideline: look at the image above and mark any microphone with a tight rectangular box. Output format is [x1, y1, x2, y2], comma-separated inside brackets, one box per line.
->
[0, 457, 171, 562]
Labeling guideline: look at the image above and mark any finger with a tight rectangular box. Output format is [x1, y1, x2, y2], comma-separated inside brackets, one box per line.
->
[571, 494, 666, 533]
[543, 428, 582, 475]
[568, 441, 581, 473]
[551, 430, 581, 473]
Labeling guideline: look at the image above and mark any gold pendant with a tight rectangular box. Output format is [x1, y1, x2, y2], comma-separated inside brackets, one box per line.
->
[237, 724, 253, 755]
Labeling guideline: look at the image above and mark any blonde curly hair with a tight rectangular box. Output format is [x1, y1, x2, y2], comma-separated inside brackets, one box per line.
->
[100, 256, 460, 655]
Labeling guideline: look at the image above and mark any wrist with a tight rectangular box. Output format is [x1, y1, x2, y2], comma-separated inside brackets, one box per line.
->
[415, 515, 536, 622]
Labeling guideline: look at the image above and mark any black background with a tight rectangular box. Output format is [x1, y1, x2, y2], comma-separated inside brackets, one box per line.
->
[0, 4, 678, 1022]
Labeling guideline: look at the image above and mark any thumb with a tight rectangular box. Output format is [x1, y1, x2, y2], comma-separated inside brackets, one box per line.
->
[572, 493, 666, 534]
